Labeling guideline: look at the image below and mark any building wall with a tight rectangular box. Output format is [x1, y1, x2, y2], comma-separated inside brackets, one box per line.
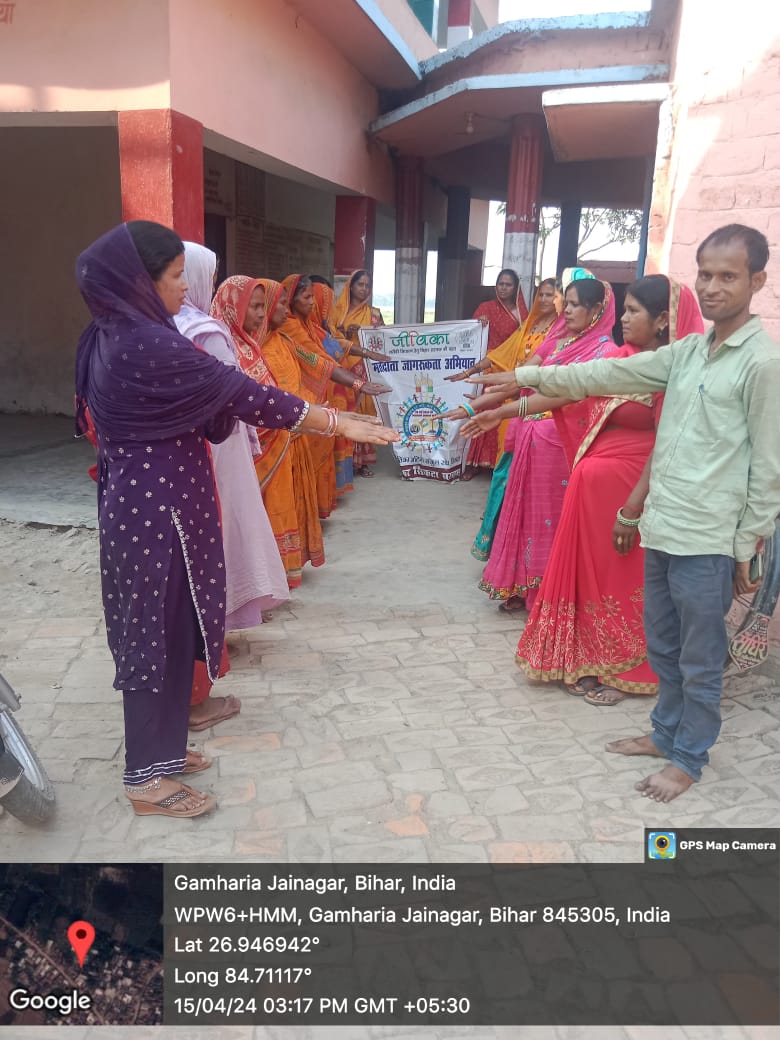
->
[0, 0, 171, 114]
[168, 0, 395, 205]
[647, 0, 780, 337]
[0, 128, 121, 414]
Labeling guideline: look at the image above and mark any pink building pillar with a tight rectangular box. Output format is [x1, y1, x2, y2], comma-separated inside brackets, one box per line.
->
[334, 195, 376, 301]
[118, 109, 204, 243]
[502, 117, 544, 306]
[447, 0, 472, 47]
[394, 156, 425, 324]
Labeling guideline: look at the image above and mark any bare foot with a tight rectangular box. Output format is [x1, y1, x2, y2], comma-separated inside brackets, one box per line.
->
[636, 764, 696, 802]
[605, 734, 665, 758]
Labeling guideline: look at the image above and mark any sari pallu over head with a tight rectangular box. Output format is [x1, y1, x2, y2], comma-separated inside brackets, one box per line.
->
[330, 269, 381, 337]
[75, 223, 247, 444]
[280, 275, 337, 403]
[211, 275, 289, 489]
[556, 278, 704, 469]
[486, 280, 562, 373]
[311, 282, 350, 363]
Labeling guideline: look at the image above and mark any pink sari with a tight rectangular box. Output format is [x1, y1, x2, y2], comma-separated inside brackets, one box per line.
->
[478, 283, 617, 609]
[515, 280, 704, 691]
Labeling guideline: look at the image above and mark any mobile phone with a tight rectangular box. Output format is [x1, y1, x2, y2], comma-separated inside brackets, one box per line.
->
[749, 551, 764, 583]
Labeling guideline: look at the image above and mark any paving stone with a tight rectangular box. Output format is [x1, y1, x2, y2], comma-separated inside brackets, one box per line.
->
[305, 780, 393, 818]
[425, 791, 473, 817]
[384, 728, 460, 752]
[496, 813, 589, 842]
[488, 840, 577, 863]
[285, 825, 333, 863]
[436, 745, 515, 769]
[468, 784, 530, 816]
[386, 768, 448, 794]
[332, 838, 429, 862]
[395, 749, 437, 771]
[252, 798, 308, 831]
[453, 761, 533, 791]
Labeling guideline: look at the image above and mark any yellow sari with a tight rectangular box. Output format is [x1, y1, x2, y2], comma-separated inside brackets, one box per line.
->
[481, 285, 560, 464]
[331, 270, 384, 470]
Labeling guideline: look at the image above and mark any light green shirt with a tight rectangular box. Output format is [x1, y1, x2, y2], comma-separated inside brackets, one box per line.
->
[517, 316, 780, 560]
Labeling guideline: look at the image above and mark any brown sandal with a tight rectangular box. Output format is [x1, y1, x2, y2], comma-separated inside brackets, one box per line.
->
[188, 694, 241, 732]
[182, 749, 213, 774]
[128, 782, 217, 818]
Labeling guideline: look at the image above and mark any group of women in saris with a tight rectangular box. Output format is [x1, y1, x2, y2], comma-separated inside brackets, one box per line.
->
[445, 270, 704, 706]
[76, 220, 398, 819]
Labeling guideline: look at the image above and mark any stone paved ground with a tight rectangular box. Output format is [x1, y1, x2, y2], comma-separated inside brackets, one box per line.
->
[1, 423, 778, 863]
[1, 423, 778, 1040]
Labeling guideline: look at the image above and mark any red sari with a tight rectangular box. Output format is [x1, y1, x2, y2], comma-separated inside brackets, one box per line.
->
[515, 280, 705, 692]
[467, 287, 529, 469]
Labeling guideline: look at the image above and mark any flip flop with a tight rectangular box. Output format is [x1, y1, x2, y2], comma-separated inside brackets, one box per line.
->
[182, 750, 213, 774]
[128, 783, 217, 818]
[584, 686, 626, 707]
[499, 598, 526, 613]
[188, 694, 242, 732]
[565, 677, 602, 697]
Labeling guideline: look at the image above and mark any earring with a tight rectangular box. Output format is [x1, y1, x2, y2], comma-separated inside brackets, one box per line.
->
[657, 325, 668, 338]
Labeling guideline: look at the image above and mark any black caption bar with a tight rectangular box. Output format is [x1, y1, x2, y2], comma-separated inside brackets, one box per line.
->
[0, 834, 777, 1028]
[163, 830, 779, 1026]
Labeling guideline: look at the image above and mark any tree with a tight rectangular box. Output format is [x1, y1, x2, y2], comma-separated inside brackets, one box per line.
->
[496, 203, 642, 279]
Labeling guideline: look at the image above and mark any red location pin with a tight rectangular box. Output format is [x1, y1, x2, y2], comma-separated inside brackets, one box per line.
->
[67, 921, 95, 968]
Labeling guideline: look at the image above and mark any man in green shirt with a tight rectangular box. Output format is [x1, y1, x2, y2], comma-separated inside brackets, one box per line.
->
[471, 224, 780, 802]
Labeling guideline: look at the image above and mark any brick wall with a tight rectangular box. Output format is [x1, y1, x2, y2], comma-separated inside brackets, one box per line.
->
[647, 1, 780, 339]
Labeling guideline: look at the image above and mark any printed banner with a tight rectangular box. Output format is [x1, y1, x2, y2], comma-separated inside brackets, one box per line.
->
[361, 320, 488, 481]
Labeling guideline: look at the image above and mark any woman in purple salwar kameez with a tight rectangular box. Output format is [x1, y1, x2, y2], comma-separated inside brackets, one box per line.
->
[75, 221, 397, 818]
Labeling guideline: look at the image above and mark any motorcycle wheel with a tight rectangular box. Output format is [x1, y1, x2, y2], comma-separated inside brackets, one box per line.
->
[0, 711, 55, 825]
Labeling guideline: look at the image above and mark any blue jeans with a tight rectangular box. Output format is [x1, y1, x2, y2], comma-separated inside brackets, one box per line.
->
[643, 550, 735, 781]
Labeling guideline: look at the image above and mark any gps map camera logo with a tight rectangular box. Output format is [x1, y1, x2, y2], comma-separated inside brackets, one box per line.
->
[648, 831, 677, 859]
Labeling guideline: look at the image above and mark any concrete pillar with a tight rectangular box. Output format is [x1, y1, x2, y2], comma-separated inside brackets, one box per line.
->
[447, 0, 471, 47]
[394, 156, 425, 324]
[556, 201, 582, 274]
[435, 186, 471, 320]
[118, 109, 204, 242]
[334, 195, 376, 301]
[502, 117, 544, 306]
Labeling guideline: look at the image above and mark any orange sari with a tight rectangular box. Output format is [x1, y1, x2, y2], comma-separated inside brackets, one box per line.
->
[211, 277, 317, 588]
[257, 279, 325, 581]
[312, 283, 355, 496]
[331, 270, 384, 470]
[281, 275, 338, 519]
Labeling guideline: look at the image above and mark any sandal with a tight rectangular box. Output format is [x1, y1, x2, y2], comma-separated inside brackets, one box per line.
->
[188, 694, 242, 732]
[357, 465, 374, 478]
[127, 782, 217, 818]
[565, 676, 603, 697]
[182, 749, 213, 775]
[499, 597, 526, 613]
[584, 685, 626, 707]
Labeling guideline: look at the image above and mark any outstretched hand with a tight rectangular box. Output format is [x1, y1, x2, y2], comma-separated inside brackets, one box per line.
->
[338, 414, 399, 445]
[363, 381, 391, 396]
[460, 411, 503, 438]
[466, 372, 516, 388]
[444, 371, 470, 382]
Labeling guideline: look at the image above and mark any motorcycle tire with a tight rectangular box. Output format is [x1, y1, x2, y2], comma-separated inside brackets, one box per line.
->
[0, 711, 55, 825]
